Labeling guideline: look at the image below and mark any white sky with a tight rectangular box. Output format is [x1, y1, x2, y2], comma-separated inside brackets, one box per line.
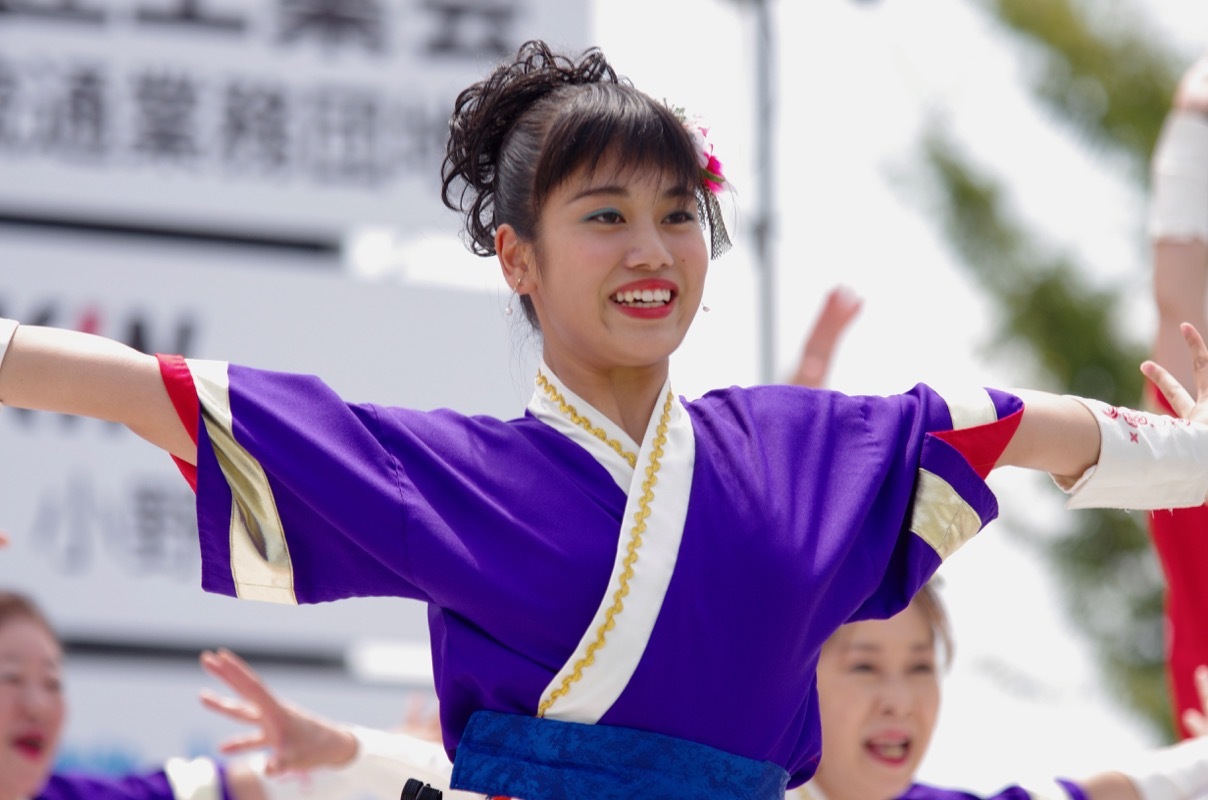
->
[587, 0, 1208, 792]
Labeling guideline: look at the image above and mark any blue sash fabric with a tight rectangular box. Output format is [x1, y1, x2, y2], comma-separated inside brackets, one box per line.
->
[450, 710, 790, 799]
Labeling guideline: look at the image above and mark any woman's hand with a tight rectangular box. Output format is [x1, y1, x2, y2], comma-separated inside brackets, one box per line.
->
[788, 286, 862, 389]
[1142, 323, 1208, 426]
[1182, 665, 1208, 737]
[199, 648, 358, 776]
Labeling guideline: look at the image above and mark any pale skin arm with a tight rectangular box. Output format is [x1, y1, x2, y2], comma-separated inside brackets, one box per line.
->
[1150, 57, 1208, 398]
[0, 325, 195, 462]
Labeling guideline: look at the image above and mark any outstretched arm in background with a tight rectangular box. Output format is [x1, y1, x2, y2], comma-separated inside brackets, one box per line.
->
[787, 285, 863, 389]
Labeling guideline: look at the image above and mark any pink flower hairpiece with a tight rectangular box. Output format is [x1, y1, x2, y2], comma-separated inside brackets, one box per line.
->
[670, 106, 727, 195]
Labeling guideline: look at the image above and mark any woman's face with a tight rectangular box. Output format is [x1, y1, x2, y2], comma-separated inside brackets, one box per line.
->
[0, 617, 64, 800]
[522, 160, 709, 377]
[813, 603, 940, 800]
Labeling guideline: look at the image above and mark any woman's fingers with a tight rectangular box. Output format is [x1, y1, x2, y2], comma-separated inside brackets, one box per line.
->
[216, 731, 271, 755]
[1182, 323, 1208, 406]
[199, 689, 262, 724]
[201, 649, 281, 712]
[1142, 358, 1195, 418]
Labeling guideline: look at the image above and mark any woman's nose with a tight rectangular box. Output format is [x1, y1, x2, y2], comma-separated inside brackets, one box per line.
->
[625, 221, 674, 270]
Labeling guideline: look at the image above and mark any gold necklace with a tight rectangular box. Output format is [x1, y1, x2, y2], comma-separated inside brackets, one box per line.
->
[535, 371, 638, 468]
[536, 378, 675, 717]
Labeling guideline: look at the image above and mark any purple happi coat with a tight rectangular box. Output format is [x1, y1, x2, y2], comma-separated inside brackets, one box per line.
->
[158, 355, 1022, 788]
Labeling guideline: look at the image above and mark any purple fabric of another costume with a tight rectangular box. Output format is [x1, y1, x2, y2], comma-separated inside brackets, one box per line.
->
[901, 779, 1088, 800]
[187, 366, 1019, 788]
[37, 766, 232, 800]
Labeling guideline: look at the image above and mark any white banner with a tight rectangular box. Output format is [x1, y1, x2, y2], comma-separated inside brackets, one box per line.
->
[0, 0, 588, 241]
[0, 229, 538, 653]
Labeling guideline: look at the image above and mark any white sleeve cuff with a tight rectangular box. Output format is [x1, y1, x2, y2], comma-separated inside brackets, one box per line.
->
[163, 756, 224, 800]
[250, 727, 453, 800]
[1058, 397, 1208, 510]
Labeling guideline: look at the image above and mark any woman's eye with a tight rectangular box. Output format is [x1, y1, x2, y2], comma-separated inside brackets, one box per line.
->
[849, 662, 876, 674]
[588, 210, 624, 224]
[666, 209, 697, 224]
[910, 662, 936, 675]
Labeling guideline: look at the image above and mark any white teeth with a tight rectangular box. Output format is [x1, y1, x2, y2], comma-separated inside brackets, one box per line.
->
[613, 288, 672, 307]
[869, 741, 908, 759]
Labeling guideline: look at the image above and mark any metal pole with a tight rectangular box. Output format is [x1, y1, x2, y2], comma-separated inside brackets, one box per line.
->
[753, 0, 775, 383]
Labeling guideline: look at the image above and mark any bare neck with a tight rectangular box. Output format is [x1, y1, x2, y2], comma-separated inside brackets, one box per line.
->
[543, 354, 670, 444]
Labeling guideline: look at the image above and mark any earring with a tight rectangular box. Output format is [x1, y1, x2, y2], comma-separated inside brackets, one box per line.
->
[506, 276, 524, 317]
[701, 304, 711, 313]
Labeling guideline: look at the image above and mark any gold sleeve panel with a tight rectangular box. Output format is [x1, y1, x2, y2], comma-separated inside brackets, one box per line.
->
[188, 359, 297, 605]
[909, 468, 984, 560]
[163, 756, 223, 800]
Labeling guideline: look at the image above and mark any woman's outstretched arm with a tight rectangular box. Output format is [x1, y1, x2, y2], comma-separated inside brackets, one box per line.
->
[995, 323, 1208, 510]
[0, 322, 195, 462]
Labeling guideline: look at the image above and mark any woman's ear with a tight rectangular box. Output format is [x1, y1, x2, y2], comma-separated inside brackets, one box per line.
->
[496, 224, 533, 293]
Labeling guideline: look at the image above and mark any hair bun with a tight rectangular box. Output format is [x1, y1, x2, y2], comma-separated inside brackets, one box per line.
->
[441, 40, 622, 255]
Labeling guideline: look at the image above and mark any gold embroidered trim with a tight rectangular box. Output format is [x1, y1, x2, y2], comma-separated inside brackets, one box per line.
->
[537, 386, 675, 717]
[536, 371, 638, 469]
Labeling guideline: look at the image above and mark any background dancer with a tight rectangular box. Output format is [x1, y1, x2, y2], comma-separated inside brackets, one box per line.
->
[0, 590, 256, 800]
[792, 584, 1208, 800]
[4, 39, 1208, 799]
[1145, 54, 1208, 739]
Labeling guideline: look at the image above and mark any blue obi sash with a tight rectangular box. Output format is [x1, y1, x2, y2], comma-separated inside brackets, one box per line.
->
[450, 710, 790, 799]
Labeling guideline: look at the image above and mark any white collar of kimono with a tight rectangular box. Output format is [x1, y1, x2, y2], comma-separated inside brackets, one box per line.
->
[527, 361, 696, 723]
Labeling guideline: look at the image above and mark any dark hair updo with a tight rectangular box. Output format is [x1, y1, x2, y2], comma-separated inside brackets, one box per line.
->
[442, 40, 713, 328]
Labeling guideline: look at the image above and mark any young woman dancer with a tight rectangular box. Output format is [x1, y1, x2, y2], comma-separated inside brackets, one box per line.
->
[3, 39, 1208, 799]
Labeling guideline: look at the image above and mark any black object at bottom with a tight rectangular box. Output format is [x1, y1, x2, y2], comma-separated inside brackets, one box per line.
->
[401, 778, 444, 800]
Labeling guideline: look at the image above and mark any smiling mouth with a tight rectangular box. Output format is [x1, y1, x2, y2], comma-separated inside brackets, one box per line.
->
[866, 737, 909, 764]
[611, 288, 674, 308]
[12, 733, 46, 759]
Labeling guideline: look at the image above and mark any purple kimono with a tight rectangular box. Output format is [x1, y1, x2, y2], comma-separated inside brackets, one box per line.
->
[902, 780, 1089, 800]
[37, 762, 231, 800]
[158, 355, 1022, 789]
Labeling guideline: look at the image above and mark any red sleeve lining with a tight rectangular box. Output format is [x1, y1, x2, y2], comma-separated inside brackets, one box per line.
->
[932, 408, 1024, 479]
[156, 353, 200, 491]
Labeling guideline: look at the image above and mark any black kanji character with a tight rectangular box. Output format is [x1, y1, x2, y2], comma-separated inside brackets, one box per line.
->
[0, 0, 103, 25]
[131, 71, 201, 161]
[223, 81, 290, 171]
[45, 66, 107, 157]
[136, 0, 244, 33]
[423, 0, 516, 58]
[278, 0, 385, 53]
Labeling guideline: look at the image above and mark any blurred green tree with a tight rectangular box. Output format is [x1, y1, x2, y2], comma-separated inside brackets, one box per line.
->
[906, 0, 1188, 736]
